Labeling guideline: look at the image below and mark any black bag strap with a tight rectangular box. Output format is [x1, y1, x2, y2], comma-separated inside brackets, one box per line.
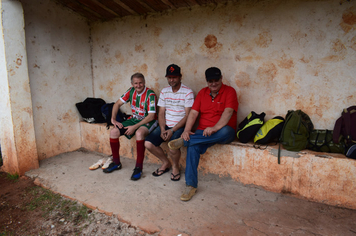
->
[343, 108, 352, 143]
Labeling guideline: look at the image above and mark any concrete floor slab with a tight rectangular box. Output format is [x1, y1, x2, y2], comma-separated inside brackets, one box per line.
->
[25, 150, 356, 236]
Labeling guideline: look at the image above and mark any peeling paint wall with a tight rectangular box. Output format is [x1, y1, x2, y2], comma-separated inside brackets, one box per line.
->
[0, 0, 39, 174]
[81, 122, 356, 209]
[20, 0, 92, 160]
[91, 0, 356, 129]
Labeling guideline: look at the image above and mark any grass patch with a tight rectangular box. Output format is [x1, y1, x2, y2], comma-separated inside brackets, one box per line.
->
[0, 230, 12, 236]
[6, 173, 19, 182]
[25, 186, 91, 224]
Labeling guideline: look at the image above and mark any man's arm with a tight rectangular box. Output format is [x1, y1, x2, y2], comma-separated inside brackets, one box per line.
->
[124, 112, 156, 136]
[158, 106, 166, 131]
[203, 107, 234, 137]
[163, 107, 192, 141]
[181, 109, 199, 141]
[111, 99, 124, 128]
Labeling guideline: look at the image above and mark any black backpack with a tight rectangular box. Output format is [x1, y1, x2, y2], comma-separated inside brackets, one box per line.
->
[101, 103, 130, 129]
[254, 116, 285, 146]
[75, 98, 106, 123]
[237, 111, 266, 143]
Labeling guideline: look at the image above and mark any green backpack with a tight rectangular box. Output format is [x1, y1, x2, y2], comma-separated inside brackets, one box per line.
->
[307, 129, 345, 154]
[278, 110, 314, 164]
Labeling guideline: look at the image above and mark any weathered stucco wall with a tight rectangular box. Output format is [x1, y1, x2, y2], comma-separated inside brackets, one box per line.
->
[91, 0, 356, 129]
[81, 122, 356, 209]
[21, 0, 92, 160]
[0, 0, 39, 175]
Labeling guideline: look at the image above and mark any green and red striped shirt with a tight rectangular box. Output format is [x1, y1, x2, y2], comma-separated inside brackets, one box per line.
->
[120, 87, 157, 120]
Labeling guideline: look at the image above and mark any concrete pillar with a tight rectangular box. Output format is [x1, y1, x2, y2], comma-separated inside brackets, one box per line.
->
[0, 0, 38, 175]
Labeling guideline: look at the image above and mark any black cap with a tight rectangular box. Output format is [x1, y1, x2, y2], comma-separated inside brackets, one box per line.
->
[165, 64, 181, 77]
[205, 67, 222, 81]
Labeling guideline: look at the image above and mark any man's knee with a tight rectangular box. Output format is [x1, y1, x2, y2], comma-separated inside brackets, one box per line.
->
[144, 140, 154, 149]
[169, 148, 180, 156]
[110, 127, 120, 138]
[136, 127, 148, 140]
[217, 126, 235, 143]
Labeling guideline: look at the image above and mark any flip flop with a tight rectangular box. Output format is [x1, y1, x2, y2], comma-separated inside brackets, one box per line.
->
[152, 167, 170, 177]
[171, 172, 181, 181]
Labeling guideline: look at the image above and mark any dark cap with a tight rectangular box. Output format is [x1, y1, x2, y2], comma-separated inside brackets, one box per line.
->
[165, 64, 181, 77]
[205, 67, 222, 81]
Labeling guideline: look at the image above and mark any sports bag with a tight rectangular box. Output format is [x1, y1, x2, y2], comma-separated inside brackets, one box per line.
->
[101, 103, 130, 129]
[237, 111, 266, 143]
[333, 106, 356, 149]
[278, 110, 314, 164]
[280, 110, 314, 152]
[75, 98, 106, 123]
[254, 116, 285, 145]
[346, 144, 356, 159]
[307, 129, 345, 154]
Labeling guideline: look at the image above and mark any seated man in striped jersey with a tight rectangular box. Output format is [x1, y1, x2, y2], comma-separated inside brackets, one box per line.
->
[145, 64, 194, 181]
[104, 72, 158, 181]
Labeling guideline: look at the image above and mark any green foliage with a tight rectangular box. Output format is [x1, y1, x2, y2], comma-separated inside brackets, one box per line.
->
[6, 173, 19, 182]
[25, 186, 91, 224]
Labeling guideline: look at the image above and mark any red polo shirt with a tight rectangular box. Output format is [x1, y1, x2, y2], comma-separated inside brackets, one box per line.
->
[192, 83, 238, 131]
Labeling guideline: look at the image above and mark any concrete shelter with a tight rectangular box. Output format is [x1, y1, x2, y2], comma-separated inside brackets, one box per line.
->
[0, 0, 355, 209]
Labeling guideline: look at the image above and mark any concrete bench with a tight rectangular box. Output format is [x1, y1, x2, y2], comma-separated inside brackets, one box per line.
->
[80, 121, 356, 210]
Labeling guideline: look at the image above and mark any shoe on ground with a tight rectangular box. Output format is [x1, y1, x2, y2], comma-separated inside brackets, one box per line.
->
[89, 158, 105, 170]
[131, 167, 142, 181]
[180, 185, 197, 201]
[168, 137, 184, 150]
[103, 162, 122, 173]
[102, 157, 113, 169]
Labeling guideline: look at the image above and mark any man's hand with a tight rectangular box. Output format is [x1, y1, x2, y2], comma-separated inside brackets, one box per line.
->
[112, 120, 123, 129]
[124, 125, 137, 136]
[181, 130, 194, 141]
[162, 129, 173, 141]
[203, 127, 217, 137]
[160, 130, 168, 141]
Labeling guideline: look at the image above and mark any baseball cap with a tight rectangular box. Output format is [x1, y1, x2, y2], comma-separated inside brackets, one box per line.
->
[205, 67, 222, 81]
[166, 64, 181, 77]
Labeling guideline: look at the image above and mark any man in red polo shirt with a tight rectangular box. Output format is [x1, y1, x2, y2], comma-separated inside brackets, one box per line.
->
[169, 67, 238, 201]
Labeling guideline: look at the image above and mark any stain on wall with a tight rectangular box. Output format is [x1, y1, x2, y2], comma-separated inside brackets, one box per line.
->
[91, 0, 356, 130]
[8, 0, 355, 164]
[21, 0, 92, 160]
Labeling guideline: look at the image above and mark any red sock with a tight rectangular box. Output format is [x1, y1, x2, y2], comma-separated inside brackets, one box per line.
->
[135, 140, 145, 169]
[110, 138, 120, 165]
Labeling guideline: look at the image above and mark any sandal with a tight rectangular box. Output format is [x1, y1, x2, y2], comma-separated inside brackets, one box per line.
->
[171, 172, 181, 181]
[152, 167, 170, 177]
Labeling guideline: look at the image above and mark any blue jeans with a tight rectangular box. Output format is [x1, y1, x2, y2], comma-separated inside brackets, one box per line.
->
[145, 125, 184, 146]
[184, 126, 235, 188]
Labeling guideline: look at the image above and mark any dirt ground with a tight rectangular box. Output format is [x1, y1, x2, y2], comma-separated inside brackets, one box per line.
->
[0, 171, 157, 236]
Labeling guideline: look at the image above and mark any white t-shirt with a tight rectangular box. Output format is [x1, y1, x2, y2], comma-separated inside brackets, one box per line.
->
[158, 83, 194, 128]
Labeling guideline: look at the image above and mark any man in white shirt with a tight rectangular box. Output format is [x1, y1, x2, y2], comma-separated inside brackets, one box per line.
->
[145, 64, 194, 181]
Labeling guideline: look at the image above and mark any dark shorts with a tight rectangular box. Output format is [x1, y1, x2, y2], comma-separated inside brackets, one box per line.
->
[118, 118, 158, 140]
[145, 125, 184, 146]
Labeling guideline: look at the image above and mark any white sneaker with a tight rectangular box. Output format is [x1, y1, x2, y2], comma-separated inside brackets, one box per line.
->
[102, 157, 113, 169]
[89, 158, 105, 170]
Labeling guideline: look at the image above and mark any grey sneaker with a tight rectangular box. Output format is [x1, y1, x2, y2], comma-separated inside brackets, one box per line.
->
[102, 157, 113, 169]
[180, 185, 197, 201]
[168, 137, 184, 150]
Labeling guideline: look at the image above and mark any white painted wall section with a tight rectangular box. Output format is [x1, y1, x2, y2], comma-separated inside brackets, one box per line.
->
[21, 0, 92, 160]
[0, 0, 38, 174]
